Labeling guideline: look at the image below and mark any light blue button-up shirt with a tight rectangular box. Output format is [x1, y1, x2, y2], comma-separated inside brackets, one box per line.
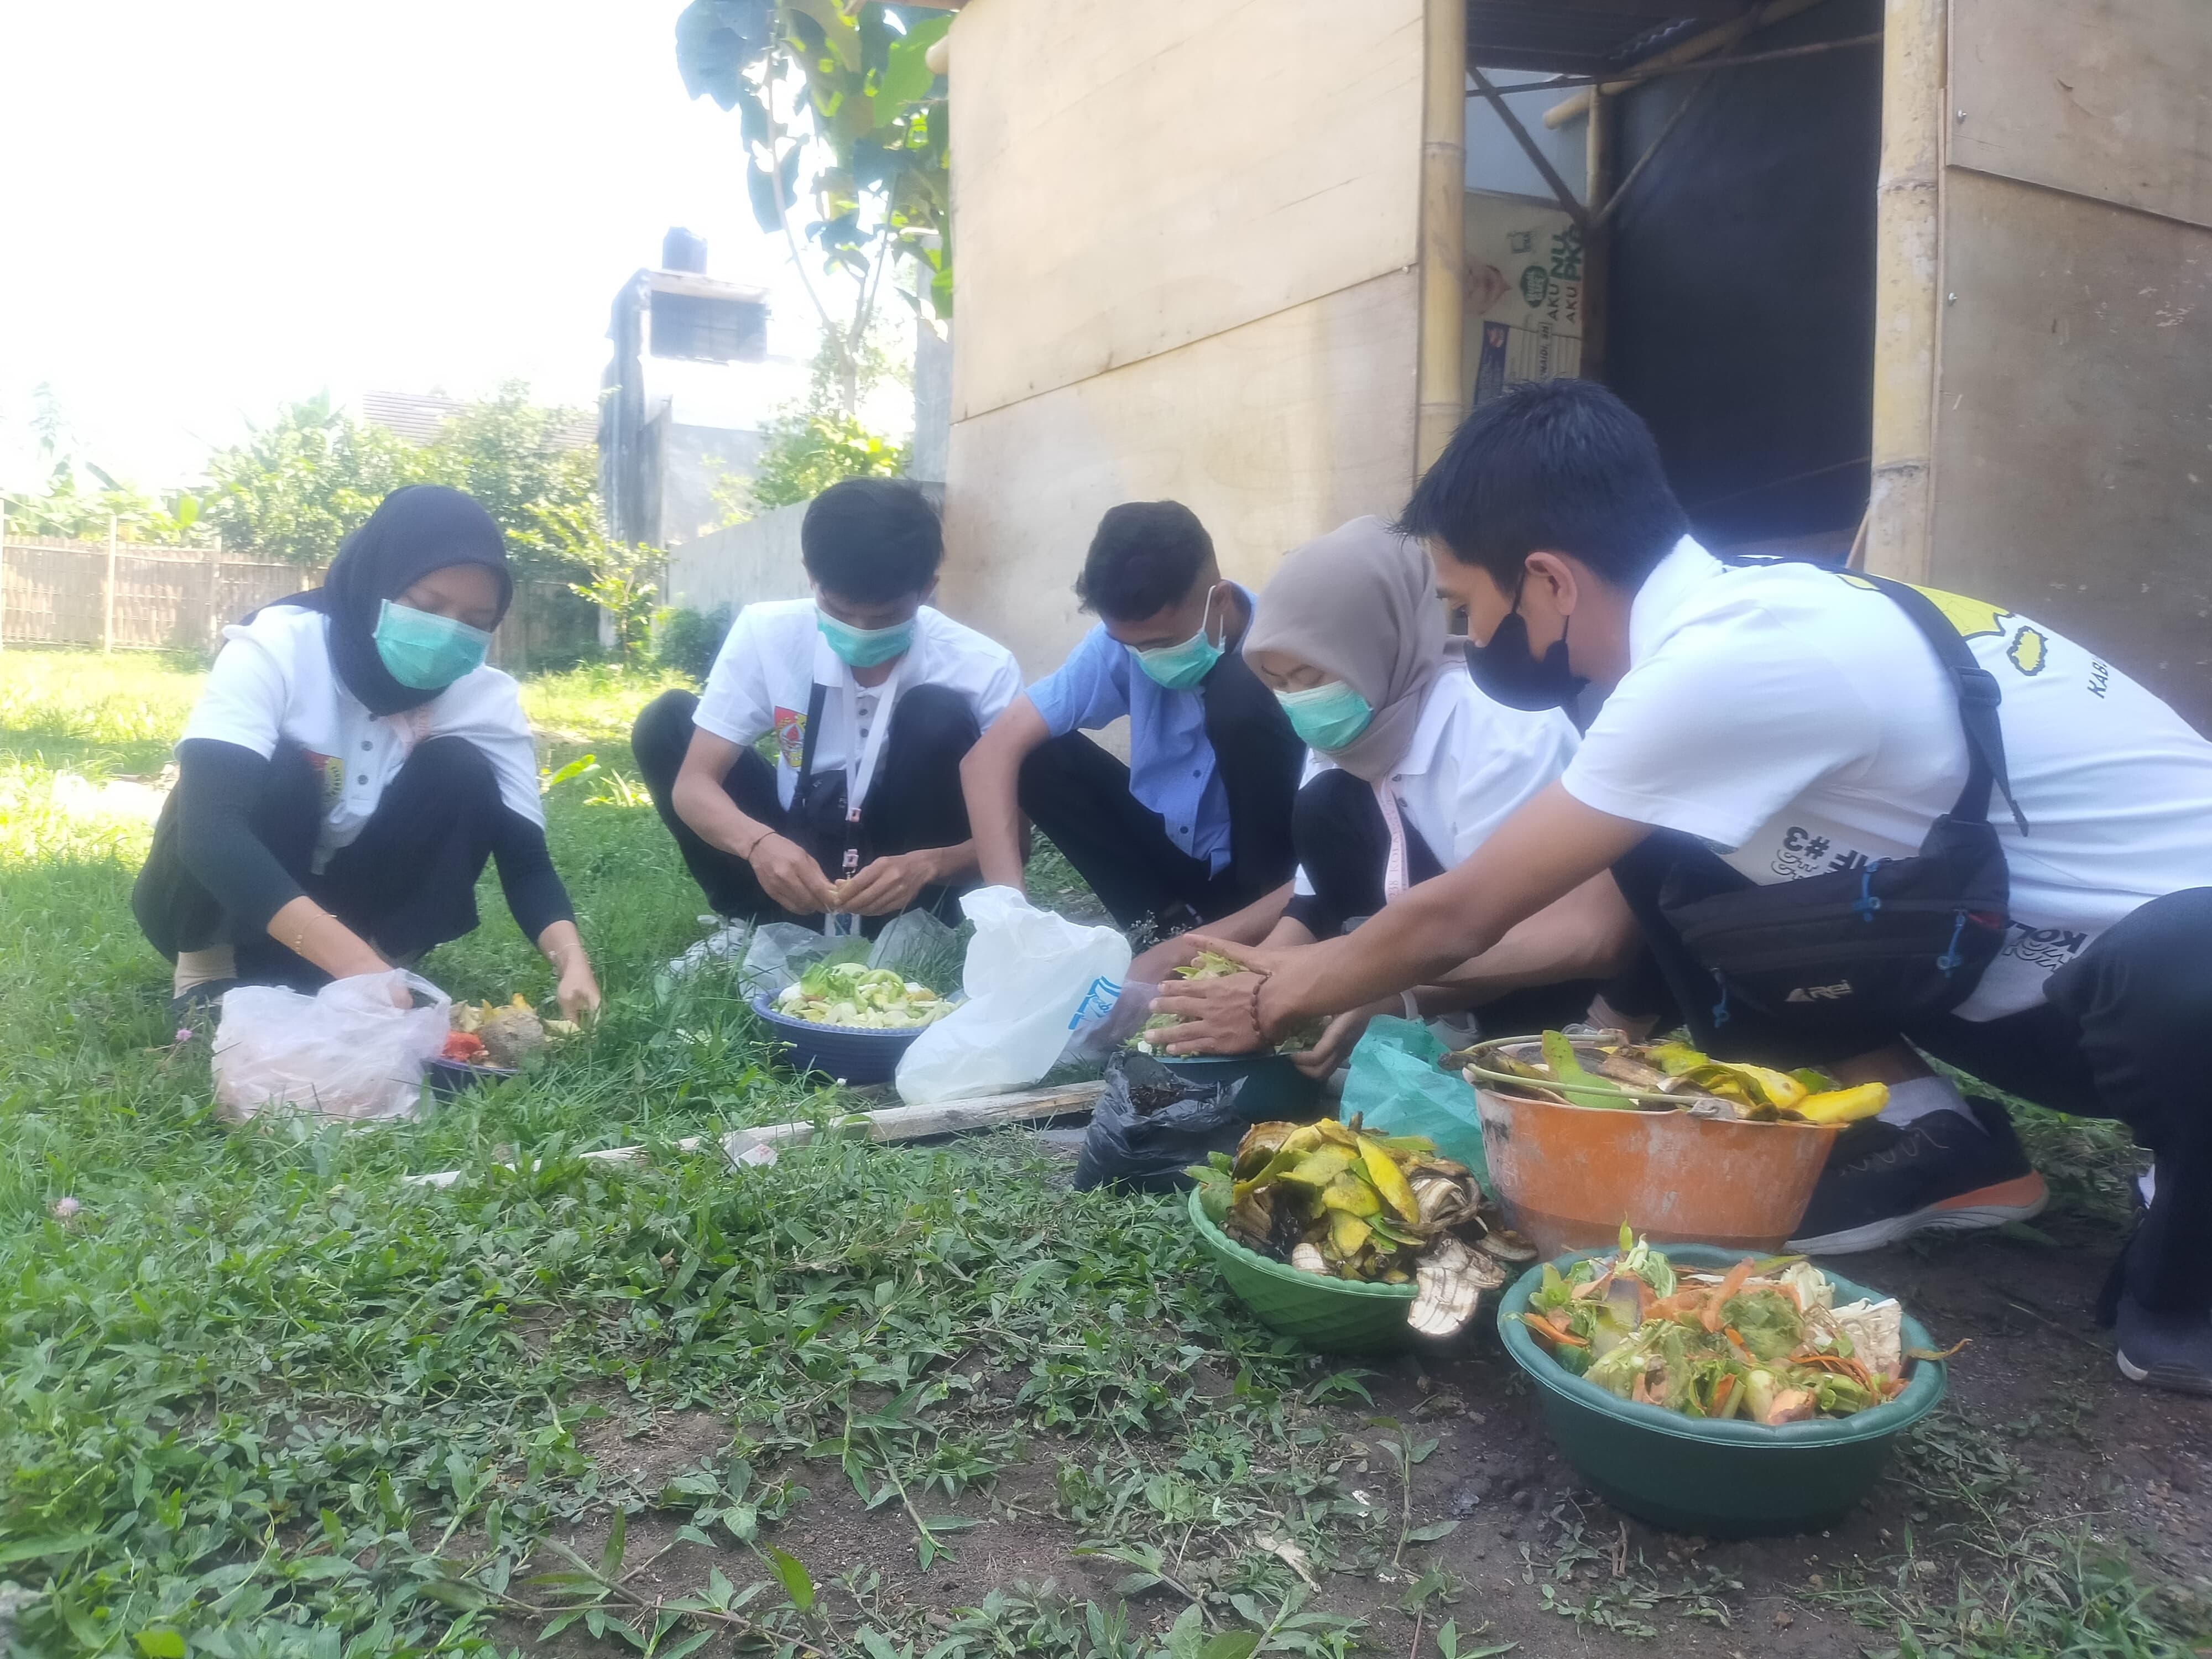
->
[1027, 592, 1255, 874]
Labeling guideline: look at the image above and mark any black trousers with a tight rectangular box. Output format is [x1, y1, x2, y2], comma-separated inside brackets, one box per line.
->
[1616, 831, 2212, 1313]
[1291, 768, 1603, 1036]
[134, 737, 505, 989]
[632, 684, 981, 931]
[1016, 654, 1304, 931]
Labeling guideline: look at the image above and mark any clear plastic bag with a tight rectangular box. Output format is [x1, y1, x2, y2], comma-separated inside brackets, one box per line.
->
[895, 886, 1133, 1104]
[212, 969, 450, 1124]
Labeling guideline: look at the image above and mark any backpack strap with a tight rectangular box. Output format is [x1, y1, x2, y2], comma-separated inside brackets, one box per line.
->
[1853, 573, 2028, 836]
[791, 680, 831, 804]
[1713, 554, 2028, 835]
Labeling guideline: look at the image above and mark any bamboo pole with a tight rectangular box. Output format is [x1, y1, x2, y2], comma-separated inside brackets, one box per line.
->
[103, 513, 118, 652]
[1580, 88, 1615, 383]
[1864, 0, 1944, 584]
[1415, 0, 1469, 474]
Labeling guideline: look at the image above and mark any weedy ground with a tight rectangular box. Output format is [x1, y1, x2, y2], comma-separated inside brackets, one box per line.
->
[3, 649, 2210, 1659]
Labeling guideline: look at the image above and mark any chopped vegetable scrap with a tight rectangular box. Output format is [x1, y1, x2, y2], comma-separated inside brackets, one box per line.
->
[448, 994, 578, 1068]
[1189, 1115, 1535, 1337]
[1466, 1029, 1890, 1125]
[1136, 951, 1324, 1055]
[1521, 1228, 1929, 1423]
[773, 961, 958, 1030]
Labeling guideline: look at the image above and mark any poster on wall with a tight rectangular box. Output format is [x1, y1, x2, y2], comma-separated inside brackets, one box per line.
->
[1464, 196, 1584, 404]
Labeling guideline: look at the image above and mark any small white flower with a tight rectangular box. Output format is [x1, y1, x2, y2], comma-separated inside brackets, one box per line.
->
[52, 1196, 81, 1220]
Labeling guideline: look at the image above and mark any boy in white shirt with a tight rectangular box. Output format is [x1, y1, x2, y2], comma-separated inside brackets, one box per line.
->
[633, 479, 1020, 943]
[1154, 380, 2212, 1394]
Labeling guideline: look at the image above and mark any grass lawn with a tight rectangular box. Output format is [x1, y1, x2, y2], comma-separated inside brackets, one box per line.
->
[3, 648, 2208, 1659]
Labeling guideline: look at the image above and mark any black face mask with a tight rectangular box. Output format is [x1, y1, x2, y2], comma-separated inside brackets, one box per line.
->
[1463, 581, 1589, 711]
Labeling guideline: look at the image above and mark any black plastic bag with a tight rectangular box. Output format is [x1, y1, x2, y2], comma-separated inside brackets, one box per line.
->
[1073, 1051, 1257, 1193]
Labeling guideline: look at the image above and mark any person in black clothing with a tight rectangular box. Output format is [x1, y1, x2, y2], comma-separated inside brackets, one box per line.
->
[133, 486, 602, 1019]
[958, 501, 1306, 982]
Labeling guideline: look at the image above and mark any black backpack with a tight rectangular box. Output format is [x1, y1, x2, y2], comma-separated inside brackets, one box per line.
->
[1653, 572, 2028, 1047]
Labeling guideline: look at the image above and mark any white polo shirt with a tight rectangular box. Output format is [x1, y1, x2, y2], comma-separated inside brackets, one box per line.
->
[1563, 540, 2212, 1020]
[693, 599, 1022, 807]
[1293, 666, 1580, 897]
[180, 604, 544, 871]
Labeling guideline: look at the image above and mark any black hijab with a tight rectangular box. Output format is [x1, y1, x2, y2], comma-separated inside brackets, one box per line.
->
[264, 486, 515, 716]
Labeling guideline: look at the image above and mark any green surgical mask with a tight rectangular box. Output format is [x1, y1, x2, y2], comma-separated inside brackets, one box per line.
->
[1133, 589, 1223, 690]
[374, 599, 492, 691]
[817, 607, 915, 668]
[1275, 680, 1374, 751]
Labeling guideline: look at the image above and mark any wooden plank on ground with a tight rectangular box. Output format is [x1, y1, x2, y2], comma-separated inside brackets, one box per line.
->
[405, 1081, 1106, 1191]
[1950, 0, 2212, 231]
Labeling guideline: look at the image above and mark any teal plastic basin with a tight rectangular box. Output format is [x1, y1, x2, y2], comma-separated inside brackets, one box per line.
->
[1498, 1244, 1948, 1536]
[1188, 1188, 1417, 1354]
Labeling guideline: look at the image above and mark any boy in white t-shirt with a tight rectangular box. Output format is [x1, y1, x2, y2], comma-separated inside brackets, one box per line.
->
[632, 479, 1020, 950]
[1154, 380, 2212, 1395]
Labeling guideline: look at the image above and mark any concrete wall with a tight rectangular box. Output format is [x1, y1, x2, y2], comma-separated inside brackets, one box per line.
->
[657, 420, 766, 550]
[664, 502, 811, 616]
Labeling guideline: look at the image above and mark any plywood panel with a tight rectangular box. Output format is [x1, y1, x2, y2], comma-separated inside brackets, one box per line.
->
[948, 0, 1425, 424]
[1950, 0, 2212, 231]
[1928, 169, 2212, 729]
[940, 270, 1421, 677]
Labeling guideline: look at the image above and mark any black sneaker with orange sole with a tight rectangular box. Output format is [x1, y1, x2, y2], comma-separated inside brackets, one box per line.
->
[1787, 1096, 2048, 1255]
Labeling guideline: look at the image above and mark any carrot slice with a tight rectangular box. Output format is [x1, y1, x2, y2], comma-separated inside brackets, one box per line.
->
[1702, 1258, 1757, 1332]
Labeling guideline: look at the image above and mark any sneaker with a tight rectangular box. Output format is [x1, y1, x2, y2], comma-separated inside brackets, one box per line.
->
[667, 920, 752, 975]
[1787, 1097, 2049, 1254]
[2115, 1294, 2212, 1395]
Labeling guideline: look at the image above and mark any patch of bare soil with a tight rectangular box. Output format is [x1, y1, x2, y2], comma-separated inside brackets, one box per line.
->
[509, 1228, 2212, 1656]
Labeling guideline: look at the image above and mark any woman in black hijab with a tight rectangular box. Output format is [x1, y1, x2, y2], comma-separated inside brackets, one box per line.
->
[134, 486, 602, 1020]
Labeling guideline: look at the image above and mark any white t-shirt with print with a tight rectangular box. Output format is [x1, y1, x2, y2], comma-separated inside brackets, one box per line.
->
[180, 604, 544, 872]
[693, 599, 1022, 807]
[1562, 540, 2212, 1020]
[1293, 666, 1580, 896]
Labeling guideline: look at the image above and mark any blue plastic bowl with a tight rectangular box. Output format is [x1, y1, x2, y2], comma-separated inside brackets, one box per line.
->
[748, 992, 937, 1085]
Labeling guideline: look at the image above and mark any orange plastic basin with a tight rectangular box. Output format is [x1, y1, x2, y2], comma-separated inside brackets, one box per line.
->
[1470, 1072, 1839, 1258]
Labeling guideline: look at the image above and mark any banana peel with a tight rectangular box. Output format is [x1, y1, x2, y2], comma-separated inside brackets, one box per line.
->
[1794, 1082, 1890, 1125]
[1357, 1136, 1422, 1223]
[1206, 1115, 1516, 1334]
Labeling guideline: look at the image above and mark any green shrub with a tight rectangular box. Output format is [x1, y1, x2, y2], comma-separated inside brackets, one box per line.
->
[656, 603, 733, 682]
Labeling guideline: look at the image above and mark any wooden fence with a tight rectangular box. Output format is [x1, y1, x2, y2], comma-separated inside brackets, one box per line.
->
[0, 536, 600, 672]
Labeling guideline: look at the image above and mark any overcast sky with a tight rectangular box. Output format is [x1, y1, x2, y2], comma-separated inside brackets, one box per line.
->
[0, 0, 849, 491]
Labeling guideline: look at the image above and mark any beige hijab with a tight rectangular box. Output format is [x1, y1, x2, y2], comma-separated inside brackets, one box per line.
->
[1243, 516, 1448, 784]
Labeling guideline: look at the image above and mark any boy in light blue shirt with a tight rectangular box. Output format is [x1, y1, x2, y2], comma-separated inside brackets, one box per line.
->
[960, 502, 1306, 974]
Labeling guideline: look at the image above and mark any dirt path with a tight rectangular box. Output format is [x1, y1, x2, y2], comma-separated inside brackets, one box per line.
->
[530, 1217, 2212, 1656]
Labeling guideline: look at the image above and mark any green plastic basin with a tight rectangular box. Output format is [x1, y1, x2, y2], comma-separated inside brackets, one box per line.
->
[1498, 1244, 1948, 1537]
[1187, 1188, 1417, 1354]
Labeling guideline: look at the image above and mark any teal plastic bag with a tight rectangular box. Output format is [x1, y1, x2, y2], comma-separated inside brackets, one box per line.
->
[1339, 1016, 1490, 1194]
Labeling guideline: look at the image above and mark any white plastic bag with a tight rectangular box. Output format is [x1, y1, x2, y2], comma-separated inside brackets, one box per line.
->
[212, 969, 450, 1124]
[895, 887, 1132, 1104]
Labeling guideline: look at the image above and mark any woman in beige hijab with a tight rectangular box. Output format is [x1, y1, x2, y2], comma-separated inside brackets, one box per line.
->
[1242, 517, 1587, 1073]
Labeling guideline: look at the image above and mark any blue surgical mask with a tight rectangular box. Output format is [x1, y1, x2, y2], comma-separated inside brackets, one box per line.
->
[374, 599, 492, 691]
[1133, 589, 1223, 689]
[817, 606, 915, 668]
[1275, 680, 1374, 751]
